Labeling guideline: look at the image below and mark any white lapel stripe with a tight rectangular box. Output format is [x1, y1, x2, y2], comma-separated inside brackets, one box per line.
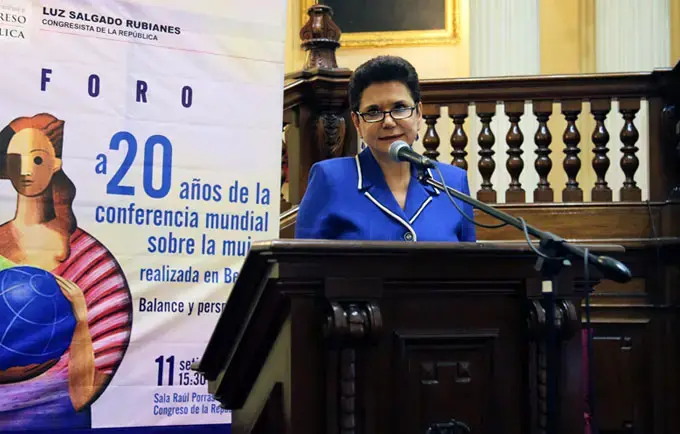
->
[409, 196, 433, 225]
[354, 155, 363, 189]
[364, 192, 417, 241]
[426, 168, 440, 195]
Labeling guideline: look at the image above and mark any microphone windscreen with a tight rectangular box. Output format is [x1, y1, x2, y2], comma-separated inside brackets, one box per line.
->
[388, 140, 409, 163]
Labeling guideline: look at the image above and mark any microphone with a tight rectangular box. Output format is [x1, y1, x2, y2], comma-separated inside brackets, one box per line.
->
[389, 140, 435, 168]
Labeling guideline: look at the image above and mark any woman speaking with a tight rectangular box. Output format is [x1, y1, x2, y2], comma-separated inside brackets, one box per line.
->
[295, 55, 476, 242]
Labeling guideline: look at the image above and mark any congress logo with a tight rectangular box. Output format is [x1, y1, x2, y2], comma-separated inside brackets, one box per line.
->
[0, 2, 31, 42]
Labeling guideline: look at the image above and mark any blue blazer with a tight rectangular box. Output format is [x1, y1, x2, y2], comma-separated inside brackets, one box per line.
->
[295, 148, 476, 242]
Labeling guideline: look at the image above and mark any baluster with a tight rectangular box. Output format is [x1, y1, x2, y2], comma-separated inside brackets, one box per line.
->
[533, 101, 554, 202]
[590, 99, 612, 202]
[505, 101, 525, 203]
[619, 98, 642, 201]
[448, 103, 469, 170]
[561, 100, 583, 202]
[281, 111, 293, 211]
[422, 104, 441, 161]
[476, 102, 497, 203]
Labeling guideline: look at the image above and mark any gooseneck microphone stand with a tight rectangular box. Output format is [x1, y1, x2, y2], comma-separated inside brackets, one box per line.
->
[415, 165, 631, 434]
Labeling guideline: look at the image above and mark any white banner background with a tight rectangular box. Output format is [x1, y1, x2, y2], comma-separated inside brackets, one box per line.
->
[0, 0, 285, 430]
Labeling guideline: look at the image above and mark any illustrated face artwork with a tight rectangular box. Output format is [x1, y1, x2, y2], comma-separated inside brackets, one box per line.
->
[5, 128, 62, 197]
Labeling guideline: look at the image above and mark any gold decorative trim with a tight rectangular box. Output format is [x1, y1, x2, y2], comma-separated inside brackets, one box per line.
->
[300, 0, 460, 48]
[578, 0, 596, 73]
[671, 0, 680, 63]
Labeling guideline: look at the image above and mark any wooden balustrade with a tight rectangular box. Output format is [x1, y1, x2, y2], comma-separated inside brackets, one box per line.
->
[280, 7, 680, 212]
[281, 68, 680, 210]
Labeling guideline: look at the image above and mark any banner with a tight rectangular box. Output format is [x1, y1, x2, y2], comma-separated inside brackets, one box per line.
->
[0, 0, 285, 432]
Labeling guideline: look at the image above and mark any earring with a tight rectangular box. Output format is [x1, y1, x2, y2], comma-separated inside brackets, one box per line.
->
[416, 133, 420, 141]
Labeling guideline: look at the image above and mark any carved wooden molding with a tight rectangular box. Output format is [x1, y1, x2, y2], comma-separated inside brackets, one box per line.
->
[315, 112, 347, 160]
[324, 301, 383, 344]
[323, 301, 383, 434]
[394, 330, 500, 432]
[299, 4, 342, 71]
[526, 297, 580, 434]
[527, 299, 579, 342]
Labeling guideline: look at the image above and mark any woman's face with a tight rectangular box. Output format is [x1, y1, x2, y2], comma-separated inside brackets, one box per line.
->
[351, 80, 422, 156]
[5, 128, 61, 197]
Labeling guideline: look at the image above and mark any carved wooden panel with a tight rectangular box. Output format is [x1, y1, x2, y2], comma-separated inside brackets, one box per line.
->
[393, 330, 501, 434]
[590, 320, 651, 434]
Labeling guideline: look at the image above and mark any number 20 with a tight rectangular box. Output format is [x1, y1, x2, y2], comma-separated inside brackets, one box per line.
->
[107, 131, 173, 198]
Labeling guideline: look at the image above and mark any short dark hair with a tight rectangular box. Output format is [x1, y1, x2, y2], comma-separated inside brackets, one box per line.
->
[348, 55, 421, 112]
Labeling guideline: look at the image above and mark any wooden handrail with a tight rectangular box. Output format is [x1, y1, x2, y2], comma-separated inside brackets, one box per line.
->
[282, 65, 680, 203]
[284, 68, 676, 111]
[419, 70, 672, 103]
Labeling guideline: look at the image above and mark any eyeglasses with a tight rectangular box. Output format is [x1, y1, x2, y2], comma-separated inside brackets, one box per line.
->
[355, 106, 416, 123]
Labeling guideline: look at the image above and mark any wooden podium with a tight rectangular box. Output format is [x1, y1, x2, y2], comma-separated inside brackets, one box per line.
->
[194, 239, 599, 434]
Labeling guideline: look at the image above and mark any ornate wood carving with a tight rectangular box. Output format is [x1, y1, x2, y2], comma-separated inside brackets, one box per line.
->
[527, 300, 547, 338]
[526, 298, 579, 434]
[316, 112, 347, 159]
[300, 4, 342, 71]
[395, 330, 500, 433]
[324, 301, 383, 343]
[324, 301, 383, 434]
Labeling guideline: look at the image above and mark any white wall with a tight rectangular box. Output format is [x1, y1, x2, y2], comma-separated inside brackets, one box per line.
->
[426, 0, 541, 202]
[595, 0, 672, 201]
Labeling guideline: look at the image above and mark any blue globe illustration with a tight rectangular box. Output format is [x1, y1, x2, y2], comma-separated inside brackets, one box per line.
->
[0, 266, 76, 383]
